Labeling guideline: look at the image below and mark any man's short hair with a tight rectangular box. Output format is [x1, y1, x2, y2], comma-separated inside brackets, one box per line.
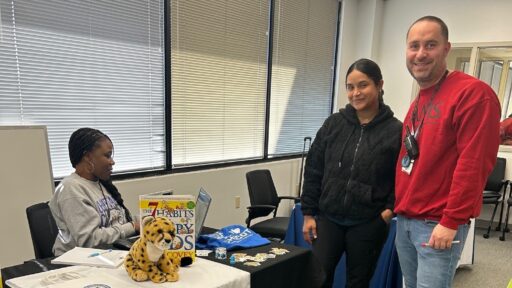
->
[407, 16, 449, 41]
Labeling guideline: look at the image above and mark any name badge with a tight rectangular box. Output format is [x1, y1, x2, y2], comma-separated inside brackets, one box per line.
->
[401, 155, 414, 175]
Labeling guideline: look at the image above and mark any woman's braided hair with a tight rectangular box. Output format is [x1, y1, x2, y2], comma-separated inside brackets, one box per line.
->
[68, 128, 132, 221]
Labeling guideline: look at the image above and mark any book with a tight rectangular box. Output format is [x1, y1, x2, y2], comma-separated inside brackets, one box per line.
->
[139, 192, 196, 262]
[50, 247, 128, 268]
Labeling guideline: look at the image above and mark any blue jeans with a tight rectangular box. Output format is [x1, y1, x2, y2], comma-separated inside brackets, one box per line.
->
[395, 215, 469, 288]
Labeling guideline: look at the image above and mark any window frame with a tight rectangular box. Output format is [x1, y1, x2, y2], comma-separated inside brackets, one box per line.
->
[110, 0, 341, 182]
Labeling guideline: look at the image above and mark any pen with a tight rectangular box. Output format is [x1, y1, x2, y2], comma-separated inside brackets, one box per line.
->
[88, 249, 112, 257]
[421, 240, 460, 247]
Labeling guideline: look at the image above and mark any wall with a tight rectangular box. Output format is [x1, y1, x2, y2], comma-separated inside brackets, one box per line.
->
[337, 0, 385, 109]
[115, 159, 301, 230]
[377, 0, 512, 120]
[0, 126, 55, 267]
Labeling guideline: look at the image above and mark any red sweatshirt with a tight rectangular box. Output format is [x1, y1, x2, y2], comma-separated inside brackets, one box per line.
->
[395, 71, 501, 230]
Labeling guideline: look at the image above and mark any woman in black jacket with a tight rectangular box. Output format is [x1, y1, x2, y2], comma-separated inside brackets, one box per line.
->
[301, 58, 402, 288]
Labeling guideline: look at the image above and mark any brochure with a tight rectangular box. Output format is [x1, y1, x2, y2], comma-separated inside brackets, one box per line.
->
[50, 247, 128, 268]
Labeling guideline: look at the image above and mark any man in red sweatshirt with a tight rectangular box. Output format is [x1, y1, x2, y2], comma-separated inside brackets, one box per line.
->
[394, 16, 501, 288]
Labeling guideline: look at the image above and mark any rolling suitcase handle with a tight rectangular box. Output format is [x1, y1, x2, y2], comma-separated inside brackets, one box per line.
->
[297, 137, 312, 201]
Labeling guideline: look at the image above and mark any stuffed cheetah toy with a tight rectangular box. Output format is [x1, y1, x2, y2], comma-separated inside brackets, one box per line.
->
[125, 216, 191, 283]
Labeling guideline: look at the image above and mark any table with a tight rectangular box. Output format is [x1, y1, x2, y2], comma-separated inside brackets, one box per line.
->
[3, 258, 250, 288]
[2, 241, 322, 288]
[284, 203, 402, 288]
[204, 241, 324, 288]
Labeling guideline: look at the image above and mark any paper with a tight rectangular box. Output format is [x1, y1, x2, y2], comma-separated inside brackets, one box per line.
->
[51, 247, 128, 268]
[195, 249, 212, 256]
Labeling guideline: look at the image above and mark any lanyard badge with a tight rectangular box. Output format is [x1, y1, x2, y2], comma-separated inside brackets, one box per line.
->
[401, 125, 417, 175]
[401, 70, 449, 176]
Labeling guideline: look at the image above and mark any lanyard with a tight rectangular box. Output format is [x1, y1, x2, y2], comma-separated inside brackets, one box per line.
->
[410, 70, 449, 137]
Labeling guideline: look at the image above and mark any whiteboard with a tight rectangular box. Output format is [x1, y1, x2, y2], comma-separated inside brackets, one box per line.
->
[0, 126, 55, 267]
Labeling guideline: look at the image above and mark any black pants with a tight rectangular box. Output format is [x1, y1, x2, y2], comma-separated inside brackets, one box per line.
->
[312, 215, 388, 288]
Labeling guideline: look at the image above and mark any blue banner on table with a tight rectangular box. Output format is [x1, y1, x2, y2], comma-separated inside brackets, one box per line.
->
[197, 225, 270, 251]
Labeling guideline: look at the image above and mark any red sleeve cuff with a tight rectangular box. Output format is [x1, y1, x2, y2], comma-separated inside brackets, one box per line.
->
[439, 216, 463, 230]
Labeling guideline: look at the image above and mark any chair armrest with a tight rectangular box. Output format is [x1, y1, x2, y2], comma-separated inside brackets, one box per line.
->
[247, 204, 277, 210]
[278, 196, 301, 201]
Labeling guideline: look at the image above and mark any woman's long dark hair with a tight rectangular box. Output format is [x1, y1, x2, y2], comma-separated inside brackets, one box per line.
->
[68, 128, 132, 221]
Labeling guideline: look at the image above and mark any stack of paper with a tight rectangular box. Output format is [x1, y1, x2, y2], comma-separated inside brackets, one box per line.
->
[51, 247, 128, 268]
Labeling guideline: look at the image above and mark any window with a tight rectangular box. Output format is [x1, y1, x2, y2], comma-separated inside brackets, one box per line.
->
[170, 0, 269, 167]
[447, 44, 512, 120]
[0, 0, 165, 177]
[269, 0, 338, 156]
[1, 0, 340, 176]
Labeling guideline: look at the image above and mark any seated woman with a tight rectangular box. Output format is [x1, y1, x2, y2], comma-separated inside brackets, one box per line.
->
[49, 127, 139, 256]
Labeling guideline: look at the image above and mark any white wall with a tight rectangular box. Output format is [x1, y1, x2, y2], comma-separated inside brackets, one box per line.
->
[377, 0, 512, 120]
[338, 0, 381, 109]
[0, 126, 55, 267]
[115, 159, 301, 230]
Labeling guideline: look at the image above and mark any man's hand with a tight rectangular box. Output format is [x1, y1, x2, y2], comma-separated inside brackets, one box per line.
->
[428, 224, 457, 249]
[302, 215, 317, 245]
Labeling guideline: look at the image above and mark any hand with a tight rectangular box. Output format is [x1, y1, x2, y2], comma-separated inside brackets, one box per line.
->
[427, 224, 457, 249]
[132, 215, 140, 233]
[302, 215, 317, 245]
[380, 209, 393, 224]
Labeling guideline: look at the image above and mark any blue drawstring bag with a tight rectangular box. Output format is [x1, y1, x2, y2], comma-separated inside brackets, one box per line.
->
[196, 225, 270, 251]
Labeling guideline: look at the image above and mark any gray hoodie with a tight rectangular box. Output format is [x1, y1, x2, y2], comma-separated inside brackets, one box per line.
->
[49, 173, 135, 256]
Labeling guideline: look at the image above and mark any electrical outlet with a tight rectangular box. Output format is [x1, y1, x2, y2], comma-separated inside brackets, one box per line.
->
[235, 196, 241, 209]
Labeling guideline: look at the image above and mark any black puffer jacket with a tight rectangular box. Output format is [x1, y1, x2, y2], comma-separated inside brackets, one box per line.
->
[301, 103, 402, 222]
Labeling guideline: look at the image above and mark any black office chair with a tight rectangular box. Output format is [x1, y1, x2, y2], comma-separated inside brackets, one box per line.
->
[482, 157, 508, 239]
[245, 169, 300, 241]
[500, 182, 512, 241]
[26, 202, 59, 259]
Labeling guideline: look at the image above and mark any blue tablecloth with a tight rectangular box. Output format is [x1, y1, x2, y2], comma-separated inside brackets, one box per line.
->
[284, 204, 402, 288]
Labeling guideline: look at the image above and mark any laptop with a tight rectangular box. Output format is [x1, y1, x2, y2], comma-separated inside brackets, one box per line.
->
[113, 188, 212, 250]
[195, 187, 212, 239]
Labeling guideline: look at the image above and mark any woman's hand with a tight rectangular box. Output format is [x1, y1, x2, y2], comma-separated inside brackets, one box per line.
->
[302, 215, 317, 244]
[380, 209, 393, 224]
[132, 215, 140, 233]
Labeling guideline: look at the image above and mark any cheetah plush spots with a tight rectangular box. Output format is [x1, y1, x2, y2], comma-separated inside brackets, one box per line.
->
[124, 216, 182, 283]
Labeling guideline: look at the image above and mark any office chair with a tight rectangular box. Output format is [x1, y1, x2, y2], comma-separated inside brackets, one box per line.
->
[245, 169, 300, 241]
[482, 157, 507, 239]
[26, 202, 58, 259]
[500, 182, 512, 241]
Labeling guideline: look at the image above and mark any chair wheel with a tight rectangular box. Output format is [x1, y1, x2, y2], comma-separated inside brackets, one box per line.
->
[483, 234, 489, 239]
[499, 236, 505, 241]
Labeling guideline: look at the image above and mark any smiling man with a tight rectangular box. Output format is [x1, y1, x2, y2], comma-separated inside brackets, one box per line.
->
[394, 16, 501, 288]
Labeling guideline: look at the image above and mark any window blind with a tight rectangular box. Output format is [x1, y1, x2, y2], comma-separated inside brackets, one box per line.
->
[171, 0, 269, 167]
[0, 0, 165, 177]
[268, 0, 338, 156]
